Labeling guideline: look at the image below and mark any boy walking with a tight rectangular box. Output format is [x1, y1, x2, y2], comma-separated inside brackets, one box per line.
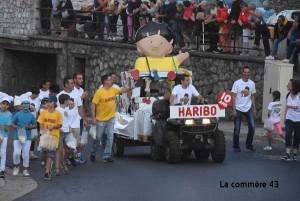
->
[37, 96, 62, 180]
[0, 97, 12, 178]
[55, 94, 72, 175]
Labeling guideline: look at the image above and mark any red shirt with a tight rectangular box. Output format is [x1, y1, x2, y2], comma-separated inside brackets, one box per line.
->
[238, 9, 255, 30]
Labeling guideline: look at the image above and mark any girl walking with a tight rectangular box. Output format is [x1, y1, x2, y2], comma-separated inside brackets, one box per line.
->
[264, 91, 285, 151]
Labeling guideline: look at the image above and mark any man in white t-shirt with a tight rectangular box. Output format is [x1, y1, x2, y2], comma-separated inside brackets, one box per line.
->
[57, 77, 87, 167]
[231, 66, 257, 152]
[99, 73, 120, 147]
[170, 74, 206, 106]
[39, 79, 51, 100]
[72, 73, 89, 163]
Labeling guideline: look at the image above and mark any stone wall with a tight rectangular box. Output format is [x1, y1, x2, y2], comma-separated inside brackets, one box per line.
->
[0, 36, 265, 120]
[0, 0, 39, 36]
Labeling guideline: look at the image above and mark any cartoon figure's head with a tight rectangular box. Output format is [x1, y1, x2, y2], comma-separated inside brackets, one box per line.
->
[135, 22, 176, 58]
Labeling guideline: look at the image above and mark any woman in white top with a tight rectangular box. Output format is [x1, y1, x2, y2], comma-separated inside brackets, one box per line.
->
[282, 79, 300, 161]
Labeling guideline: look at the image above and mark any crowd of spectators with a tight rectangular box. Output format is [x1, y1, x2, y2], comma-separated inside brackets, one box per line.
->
[40, 0, 300, 72]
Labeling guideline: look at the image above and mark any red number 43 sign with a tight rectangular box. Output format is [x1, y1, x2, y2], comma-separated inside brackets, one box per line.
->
[217, 91, 233, 110]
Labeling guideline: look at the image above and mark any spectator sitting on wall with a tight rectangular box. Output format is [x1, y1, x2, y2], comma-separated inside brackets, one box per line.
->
[53, 0, 76, 38]
[282, 13, 300, 63]
[266, 15, 293, 60]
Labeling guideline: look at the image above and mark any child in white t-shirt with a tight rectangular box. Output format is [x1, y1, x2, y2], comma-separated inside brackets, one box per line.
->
[265, 91, 285, 150]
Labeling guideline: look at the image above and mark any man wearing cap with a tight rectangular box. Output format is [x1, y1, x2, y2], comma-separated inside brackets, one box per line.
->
[0, 97, 12, 178]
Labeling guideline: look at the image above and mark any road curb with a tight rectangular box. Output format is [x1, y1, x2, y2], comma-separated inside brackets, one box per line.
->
[0, 168, 38, 201]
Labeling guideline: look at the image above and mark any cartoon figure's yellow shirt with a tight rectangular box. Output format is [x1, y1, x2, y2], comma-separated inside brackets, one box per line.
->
[135, 56, 180, 72]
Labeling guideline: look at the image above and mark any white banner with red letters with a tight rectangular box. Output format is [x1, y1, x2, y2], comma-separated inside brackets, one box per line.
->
[170, 104, 225, 119]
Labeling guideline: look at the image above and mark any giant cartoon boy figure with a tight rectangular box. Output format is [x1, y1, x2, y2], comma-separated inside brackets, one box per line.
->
[134, 22, 189, 72]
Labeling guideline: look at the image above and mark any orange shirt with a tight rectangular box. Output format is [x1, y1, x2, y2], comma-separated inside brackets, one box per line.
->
[102, 0, 108, 13]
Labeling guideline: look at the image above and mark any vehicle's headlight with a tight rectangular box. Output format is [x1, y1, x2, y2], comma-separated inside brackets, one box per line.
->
[185, 119, 195, 125]
[202, 118, 211, 124]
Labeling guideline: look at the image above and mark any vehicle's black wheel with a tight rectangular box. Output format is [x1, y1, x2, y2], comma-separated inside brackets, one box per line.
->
[194, 150, 210, 160]
[150, 136, 165, 161]
[165, 131, 180, 164]
[182, 149, 193, 154]
[112, 135, 124, 157]
[211, 130, 226, 162]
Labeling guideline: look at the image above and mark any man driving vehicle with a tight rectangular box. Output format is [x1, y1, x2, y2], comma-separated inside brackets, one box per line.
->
[170, 74, 206, 106]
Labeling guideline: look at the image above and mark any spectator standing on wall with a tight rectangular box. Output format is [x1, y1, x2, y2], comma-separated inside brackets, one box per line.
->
[215, 1, 231, 53]
[107, 0, 120, 41]
[52, 0, 62, 36]
[174, 3, 184, 49]
[118, 0, 129, 43]
[242, 2, 262, 56]
[143, 0, 159, 23]
[127, 0, 142, 43]
[40, 0, 53, 35]
[266, 15, 293, 60]
[231, 66, 257, 152]
[204, 0, 219, 52]
[181, 1, 193, 50]
[252, 0, 274, 57]
[53, 0, 75, 38]
[228, 0, 242, 55]
[156, 0, 167, 23]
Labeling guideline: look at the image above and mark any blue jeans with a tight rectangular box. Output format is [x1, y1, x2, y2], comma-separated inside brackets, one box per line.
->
[171, 23, 180, 44]
[272, 35, 287, 57]
[91, 118, 115, 159]
[233, 108, 255, 148]
[284, 119, 300, 149]
[101, 132, 107, 145]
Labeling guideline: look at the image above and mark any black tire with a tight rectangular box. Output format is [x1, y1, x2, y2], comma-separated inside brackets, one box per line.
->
[211, 130, 226, 162]
[112, 135, 124, 157]
[194, 150, 210, 160]
[150, 136, 165, 161]
[182, 149, 193, 154]
[165, 131, 180, 164]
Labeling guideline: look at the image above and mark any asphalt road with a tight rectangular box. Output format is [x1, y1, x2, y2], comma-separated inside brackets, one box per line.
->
[2, 129, 297, 201]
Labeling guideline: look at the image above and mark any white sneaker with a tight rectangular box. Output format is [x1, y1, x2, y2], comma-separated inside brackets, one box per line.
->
[263, 146, 272, 151]
[37, 146, 41, 152]
[266, 55, 274, 60]
[23, 170, 30, 177]
[41, 161, 45, 166]
[112, 37, 116, 41]
[281, 59, 290, 63]
[13, 167, 19, 176]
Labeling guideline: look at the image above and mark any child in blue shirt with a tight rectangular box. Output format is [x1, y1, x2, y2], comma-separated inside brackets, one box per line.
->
[0, 97, 12, 178]
[11, 100, 37, 177]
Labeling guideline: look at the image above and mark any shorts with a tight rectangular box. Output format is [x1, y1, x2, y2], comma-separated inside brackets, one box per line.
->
[53, 12, 62, 19]
[58, 132, 70, 149]
[40, 150, 56, 158]
[72, 128, 80, 146]
[232, 23, 243, 36]
[269, 29, 274, 39]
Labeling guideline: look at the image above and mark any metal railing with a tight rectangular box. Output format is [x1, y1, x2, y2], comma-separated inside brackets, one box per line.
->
[36, 7, 277, 54]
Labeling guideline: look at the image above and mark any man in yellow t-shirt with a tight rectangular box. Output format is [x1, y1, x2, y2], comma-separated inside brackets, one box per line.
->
[90, 74, 135, 163]
[37, 96, 62, 180]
